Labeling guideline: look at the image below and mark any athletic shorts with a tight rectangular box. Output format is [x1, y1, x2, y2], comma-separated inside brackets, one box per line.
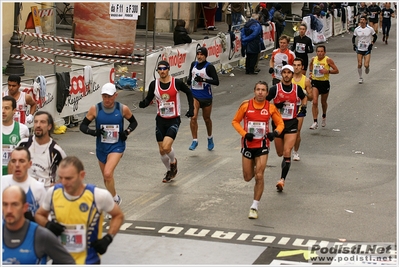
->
[195, 97, 212, 108]
[311, 80, 330, 95]
[241, 147, 269, 159]
[296, 105, 306, 118]
[155, 115, 181, 142]
[272, 118, 298, 138]
[96, 148, 125, 164]
[357, 50, 371, 56]
[272, 78, 281, 85]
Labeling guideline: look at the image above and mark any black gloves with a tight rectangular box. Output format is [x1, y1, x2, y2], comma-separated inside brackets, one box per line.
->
[368, 44, 373, 51]
[297, 105, 307, 116]
[46, 221, 65, 236]
[119, 130, 129, 141]
[282, 60, 287, 66]
[24, 211, 35, 222]
[245, 133, 255, 141]
[92, 234, 113, 255]
[139, 100, 146, 108]
[353, 44, 357, 51]
[185, 110, 194, 118]
[194, 75, 203, 83]
[274, 102, 284, 109]
[266, 131, 278, 142]
[269, 67, 274, 74]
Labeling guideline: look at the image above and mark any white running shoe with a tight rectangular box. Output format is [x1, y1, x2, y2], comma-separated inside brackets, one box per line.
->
[321, 118, 326, 127]
[293, 151, 300, 161]
[359, 78, 363, 84]
[365, 67, 370, 74]
[248, 208, 258, 219]
[310, 122, 318, 129]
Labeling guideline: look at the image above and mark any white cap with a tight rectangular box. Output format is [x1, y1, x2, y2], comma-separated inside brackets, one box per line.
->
[281, 65, 294, 73]
[101, 83, 116, 95]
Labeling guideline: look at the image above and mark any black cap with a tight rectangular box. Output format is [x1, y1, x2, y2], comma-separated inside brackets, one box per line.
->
[196, 47, 208, 57]
[157, 60, 170, 69]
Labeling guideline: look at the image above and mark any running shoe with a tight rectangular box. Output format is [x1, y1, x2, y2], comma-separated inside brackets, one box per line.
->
[365, 67, 370, 74]
[189, 140, 198, 150]
[321, 118, 326, 127]
[358, 78, 363, 84]
[276, 179, 285, 192]
[106, 196, 122, 219]
[207, 137, 214, 151]
[115, 195, 122, 206]
[293, 151, 300, 161]
[162, 171, 173, 183]
[248, 208, 258, 219]
[170, 158, 178, 178]
[309, 122, 318, 130]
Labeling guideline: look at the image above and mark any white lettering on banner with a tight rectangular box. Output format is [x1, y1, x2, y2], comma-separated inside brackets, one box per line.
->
[158, 226, 184, 235]
[184, 228, 210, 237]
[253, 235, 277, 244]
[144, 24, 276, 91]
[211, 231, 236, 239]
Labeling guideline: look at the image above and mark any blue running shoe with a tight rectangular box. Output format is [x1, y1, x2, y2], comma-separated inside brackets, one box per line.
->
[207, 137, 214, 151]
[189, 141, 198, 150]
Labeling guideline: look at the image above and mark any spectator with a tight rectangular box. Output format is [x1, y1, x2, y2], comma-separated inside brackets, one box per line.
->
[203, 3, 218, 30]
[231, 3, 245, 31]
[222, 3, 232, 31]
[173, 19, 192, 46]
[241, 13, 263, 75]
[273, 4, 286, 48]
[255, 2, 270, 25]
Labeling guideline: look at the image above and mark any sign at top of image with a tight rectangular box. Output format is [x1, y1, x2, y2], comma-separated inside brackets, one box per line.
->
[110, 2, 141, 20]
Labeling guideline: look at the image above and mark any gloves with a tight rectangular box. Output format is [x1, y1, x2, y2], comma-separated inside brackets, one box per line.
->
[297, 105, 307, 116]
[282, 60, 287, 66]
[368, 44, 373, 51]
[96, 128, 106, 137]
[266, 131, 278, 142]
[268, 67, 274, 74]
[139, 100, 146, 108]
[194, 75, 203, 83]
[353, 44, 357, 51]
[46, 221, 65, 236]
[274, 102, 284, 109]
[24, 211, 35, 222]
[26, 114, 34, 124]
[245, 133, 255, 141]
[92, 234, 113, 255]
[119, 130, 129, 141]
[185, 110, 194, 118]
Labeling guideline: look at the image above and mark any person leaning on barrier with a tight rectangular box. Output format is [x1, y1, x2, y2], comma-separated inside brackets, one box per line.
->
[3, 185, 75, 264]
[173, 19, 192, 46]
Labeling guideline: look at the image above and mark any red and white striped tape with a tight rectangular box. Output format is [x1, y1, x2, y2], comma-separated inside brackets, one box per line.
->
[19, 44, 145, 65]
[17, 31, 159, 52]
[10, 54, 71, 68]
[39, 8, 53, 17]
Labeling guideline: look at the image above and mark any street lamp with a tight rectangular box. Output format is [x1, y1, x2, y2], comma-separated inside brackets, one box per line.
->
[5, 2, 25, 76]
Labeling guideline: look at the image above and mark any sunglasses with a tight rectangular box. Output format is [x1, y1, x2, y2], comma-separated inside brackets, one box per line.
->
[158, 67, 169, 71]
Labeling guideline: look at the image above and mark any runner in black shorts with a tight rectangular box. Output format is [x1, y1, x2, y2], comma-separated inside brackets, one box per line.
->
[195, 98, 213, 109]
[309, 45, 339, 129]
[139, 61, 194, 183]
[266, 65, 306, 192]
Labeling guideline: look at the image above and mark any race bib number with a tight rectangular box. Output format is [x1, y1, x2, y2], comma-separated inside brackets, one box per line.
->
[60, 224, 86, 253]
[247, 121, 266, 139]
[159, 101, 175, 117]
[358, 40, 369, 51]
[192, 77, 203, 89]
[2, 145, 14, 166]
[280, 102, 295, 119]
[100, 124, 119, 144]
[295, 43, 306, 53]
[313, 64, 324, 78]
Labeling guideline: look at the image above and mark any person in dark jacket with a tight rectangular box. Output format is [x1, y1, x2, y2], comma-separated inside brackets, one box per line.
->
[273, 4, 286, 48]
[241, 13, 262, 75]
[255, 2, 270, 25]
[173, 19, 192, 46]
[291, 23, 314, 75]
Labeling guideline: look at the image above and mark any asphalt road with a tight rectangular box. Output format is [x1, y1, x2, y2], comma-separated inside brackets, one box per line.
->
[6, 20, 396, 265]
